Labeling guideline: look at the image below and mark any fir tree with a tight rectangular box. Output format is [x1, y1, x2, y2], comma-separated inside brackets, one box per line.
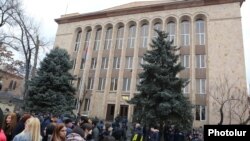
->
[26, 47, 76, 115]
[129, 30, 193, 131]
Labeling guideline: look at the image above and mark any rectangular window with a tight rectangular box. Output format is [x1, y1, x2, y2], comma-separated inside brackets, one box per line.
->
[80, 58, 84, 69]
[72, 59, 76, 70]
[196, 105, 206, 121]
[87, 77, 94, 90]
[94, 29, 101, 51]
[83, 99, 90, 111]
[113, 57, 120, 69]
[166, 22, 176, 45]
[90, 58, 97, 69]
[183, 83, 189, 94]
[140, 24, 149, 48]
[115, 26, 124, 49]
[104, 28, 112, 50]
[123, 78, 131, 91]
[76, 78, 81, 90]
[196, 55, 206, 68]
[138, 57, 144, 69]
[181, 55, 190, 68]
[196, 79, 206, 94]
[153, 23, 162, 38]
[101, 57, 109, 69]
[181, 21, 190, 46]
[127, 25, 136, 48]
[74, 31, 82, 51]
[98, 78, 106, 90]
[125, 56, 133, 69]
[196, 20, 205, 45]
[110, 78, 118, 91]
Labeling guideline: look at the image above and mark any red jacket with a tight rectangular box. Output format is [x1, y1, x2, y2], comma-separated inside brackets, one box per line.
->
[0, 129, 6, 141]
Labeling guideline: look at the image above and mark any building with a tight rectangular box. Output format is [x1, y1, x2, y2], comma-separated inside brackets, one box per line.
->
[0, 70, 24, 113]
[54, 0, 247, 126]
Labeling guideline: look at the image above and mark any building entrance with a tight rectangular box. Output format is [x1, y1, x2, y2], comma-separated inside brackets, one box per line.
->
[106, 104, 115, 121]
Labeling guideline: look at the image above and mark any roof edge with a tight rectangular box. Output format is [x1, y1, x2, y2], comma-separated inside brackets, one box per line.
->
[55, 0, 245, 24]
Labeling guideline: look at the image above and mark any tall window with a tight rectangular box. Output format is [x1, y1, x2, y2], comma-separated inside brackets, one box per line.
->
[123, 78, 131, 91]
[181, 55, 190, 68]
[196, 105, 206, 121]
[104, 27, 113, 50]
[183, 83, 190, 94]
[166, 21, 176, 45]
[140, 24, 149, 48]
[90, 58, 97, 69]
[101, 57, 109, 69]
[181, 20, 190, 46]
[72, 59, 76, 70]
[196, 79, 206, 94]
[83, 99, 90, 111]
[82, 30, 91, 62]
[127, 25, 136, 48]
[80, 58, 84, 69]
[110, 78, 118, 91]
[98, 78, 106, 90]
[74, 30, 82, 51]
[87, 77, 94, 90]
[94, 28, 102, 50]
[113, 57, 120, 69]
[115, 26, 124, 49]
[84, 30, 91, 50]
[138, 57, 145, 69]
[196, 55, 206, 68]
[125, 56, 133, 69]
[153, 22, 162, 38]
[196, 19, 205, 45]
[8, 80, 14, 90]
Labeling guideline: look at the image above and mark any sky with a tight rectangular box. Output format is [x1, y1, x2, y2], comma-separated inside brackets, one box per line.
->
[22, 0, 250, 85]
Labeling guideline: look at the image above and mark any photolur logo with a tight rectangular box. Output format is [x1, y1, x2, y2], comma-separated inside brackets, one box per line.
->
[204, 125, 250, 141]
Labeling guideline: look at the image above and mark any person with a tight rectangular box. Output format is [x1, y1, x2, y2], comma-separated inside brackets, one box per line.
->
[91, 120, 99, 141]
[51, 124, 67, 141]
[12, 113, 32, 137]
[66, 126, 85, 141]
[2, 113, 17, 141]
[131, 123, 143, 141]
[81, 123, 93, 141]
[64, 119, 73, 136]
[0, 108, 7, 141]
[13, 117, 42, 141]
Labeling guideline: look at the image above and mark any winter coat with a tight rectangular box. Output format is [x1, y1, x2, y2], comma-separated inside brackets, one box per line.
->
[66, 133, 85, 141]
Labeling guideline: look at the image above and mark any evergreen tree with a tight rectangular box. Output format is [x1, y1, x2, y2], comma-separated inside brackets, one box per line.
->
[26, 47, 76, 115]
[129, 30, 193, 131]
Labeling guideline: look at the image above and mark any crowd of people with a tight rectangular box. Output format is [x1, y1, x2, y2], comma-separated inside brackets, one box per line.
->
[0, 108, 203, 141]
[0, 108, 129, 141]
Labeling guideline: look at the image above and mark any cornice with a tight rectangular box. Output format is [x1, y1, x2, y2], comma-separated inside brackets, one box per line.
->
[55, 0, 244, 24]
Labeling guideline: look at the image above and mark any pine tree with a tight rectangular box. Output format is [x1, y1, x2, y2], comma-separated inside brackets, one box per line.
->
[26, 47, 76, 115]
[129, 30, 193, 131]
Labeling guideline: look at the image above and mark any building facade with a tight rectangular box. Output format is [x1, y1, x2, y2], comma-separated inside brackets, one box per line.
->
[54, 0, 247, 127]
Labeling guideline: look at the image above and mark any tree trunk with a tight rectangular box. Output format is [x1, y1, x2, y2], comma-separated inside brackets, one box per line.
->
[31, 36, 39, 78]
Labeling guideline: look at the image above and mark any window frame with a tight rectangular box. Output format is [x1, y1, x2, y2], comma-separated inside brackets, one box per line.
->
[104, 27, 113, 50]
[181, 20, 190, 46]
[115, 26, 124, 49]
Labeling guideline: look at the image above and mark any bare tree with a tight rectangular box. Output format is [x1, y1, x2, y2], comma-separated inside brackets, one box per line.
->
[0, 0, 21, 28]
[209, 76, 249, 125]
[1, 3, 49, 101]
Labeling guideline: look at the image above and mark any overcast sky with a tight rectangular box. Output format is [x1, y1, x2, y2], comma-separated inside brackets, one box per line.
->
[22, 0, 250, 84]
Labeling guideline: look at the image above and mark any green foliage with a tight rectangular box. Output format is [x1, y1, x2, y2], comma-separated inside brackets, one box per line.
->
[128, 30, 193, 131]
[26, 47, 76, 115]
